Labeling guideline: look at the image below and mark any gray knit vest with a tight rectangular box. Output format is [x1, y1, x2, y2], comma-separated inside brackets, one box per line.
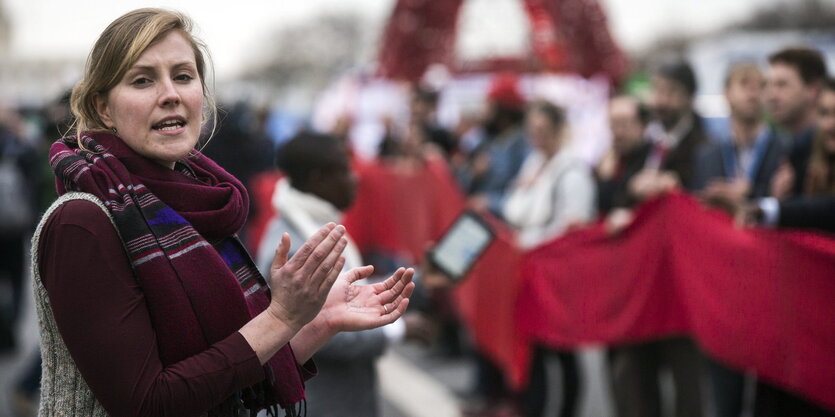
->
[32, 192, 112, 416]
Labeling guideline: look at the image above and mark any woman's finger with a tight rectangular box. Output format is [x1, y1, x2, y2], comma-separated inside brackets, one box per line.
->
[381, 280, 415, 316]
[311, 238, 347, 290]
[382, 296, 412, 323]
[342, 265, 375, 285]
[286, 223, 336, 271]
[372, 267, 403, 293]
[374, 268, 414, 299]
[380, 272, 410, 303]
[319, 255, 347, 294]
[271, 233, 291, 271]
[300, 226, 346, 276]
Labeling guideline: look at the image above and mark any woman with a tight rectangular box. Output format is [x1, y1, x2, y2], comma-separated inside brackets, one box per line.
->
[33, 8, 414, 417]
[503, 100, 596, 417]
[804, 77, 835, 197]
[503, 101, 596, 249]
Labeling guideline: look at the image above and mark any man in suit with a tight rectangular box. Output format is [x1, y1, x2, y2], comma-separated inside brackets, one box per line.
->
[596, 95, 653, 215]
[694, 62, 785, 211]
[694, 62, 787, 417]
[737, 76, 835, 417]
[610, 59, 708, 417]
[639, 59, 708, 192]
[766, 47, 828, 197]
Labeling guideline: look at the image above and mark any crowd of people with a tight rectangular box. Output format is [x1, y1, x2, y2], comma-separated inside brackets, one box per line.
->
[0, 7, 833, 417]
[239, 45, 834, 416]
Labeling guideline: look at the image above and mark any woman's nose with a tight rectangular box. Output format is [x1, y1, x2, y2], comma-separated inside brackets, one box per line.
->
[158, 79, 181, 106]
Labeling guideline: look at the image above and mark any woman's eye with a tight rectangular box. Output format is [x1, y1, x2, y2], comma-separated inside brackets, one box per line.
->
[175, 74, 194, 82]
[131, 77, 151, 86]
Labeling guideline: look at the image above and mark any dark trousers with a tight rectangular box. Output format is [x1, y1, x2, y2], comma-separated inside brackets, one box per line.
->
[0, 235, 25, 352]
[474, 350, 512, 400]
[608, 337, 704, 417]
[706, 357, 746, 417]
[524, 346, 580, 417]
[754, 381, 835, 417]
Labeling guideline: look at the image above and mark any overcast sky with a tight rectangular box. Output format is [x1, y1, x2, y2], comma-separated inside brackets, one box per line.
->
[4, 0, 782, 79]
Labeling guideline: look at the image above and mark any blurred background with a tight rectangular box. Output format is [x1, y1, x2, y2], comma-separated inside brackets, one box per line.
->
[1, 0, 834, 416]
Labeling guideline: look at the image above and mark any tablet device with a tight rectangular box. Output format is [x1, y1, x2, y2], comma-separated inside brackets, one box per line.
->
[427, 211, 495, 282]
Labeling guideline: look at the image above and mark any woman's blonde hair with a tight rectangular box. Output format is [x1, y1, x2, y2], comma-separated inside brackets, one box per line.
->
[804, 78, 835, 196]
[69, 8, 217, 145]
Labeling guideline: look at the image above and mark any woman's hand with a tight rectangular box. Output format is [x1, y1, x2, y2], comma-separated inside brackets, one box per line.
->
[320, 266, 416, 333]
[267, 223, 348, 332]
[770, 161, 795, 200]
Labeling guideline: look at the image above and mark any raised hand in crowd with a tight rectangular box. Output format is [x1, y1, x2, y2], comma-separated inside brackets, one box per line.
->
[628, 169, 681, 201]
[604, 207, 635, 235]
[402, 313, 438, 346]
[595, 149, 620, 181]
[467, 194, 490, 213]
[734, 202, 763, 228]
[770, 161, 795, 200]
[700, 178, 751, 214]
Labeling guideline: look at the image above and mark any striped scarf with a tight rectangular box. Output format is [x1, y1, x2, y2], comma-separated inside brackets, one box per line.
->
[49, 132, 305, 415]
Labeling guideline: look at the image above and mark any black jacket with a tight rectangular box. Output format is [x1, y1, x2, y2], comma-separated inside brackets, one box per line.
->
[779, 197, 835, 234]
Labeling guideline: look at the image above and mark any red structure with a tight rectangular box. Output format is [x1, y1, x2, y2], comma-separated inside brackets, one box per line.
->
[377, 0, 628, 83]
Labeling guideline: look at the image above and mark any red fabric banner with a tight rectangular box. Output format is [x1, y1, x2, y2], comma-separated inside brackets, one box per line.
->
[456, 193, 835, 411]
[342, 157, 465, 264]
[335, 157, 834, 410]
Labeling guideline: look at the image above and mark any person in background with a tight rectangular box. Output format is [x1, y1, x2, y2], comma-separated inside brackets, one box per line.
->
[409, 86, 457, 158]
[256, 131, 432, 417]
[503, 100, 596, 417]
[802, 78, 835, 198]
[458, 73, 530, 218]
[8, 90, 75, 417]
[737, 77, 835, 417]
[595, 95, 652, 215]
[694, 63, 784, 206]
[614, 59, 707, 417]
[0, 107, 39, 353]
[596, 95, 662, 416]
[691, 62, 785, 417]
[202, 101, 275, 244]
[459, 76, 532, 415]
[765, 47, 828, 199]
[631, 59, 707, 198]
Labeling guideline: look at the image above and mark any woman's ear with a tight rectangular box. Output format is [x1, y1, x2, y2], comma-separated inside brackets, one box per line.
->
[94, 92, 113, 128]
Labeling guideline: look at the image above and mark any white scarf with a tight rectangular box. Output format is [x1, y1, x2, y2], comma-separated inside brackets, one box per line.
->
[272, 178, 364, 271]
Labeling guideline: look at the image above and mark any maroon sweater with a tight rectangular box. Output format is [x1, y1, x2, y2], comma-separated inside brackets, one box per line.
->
[38, 199, 315, 416]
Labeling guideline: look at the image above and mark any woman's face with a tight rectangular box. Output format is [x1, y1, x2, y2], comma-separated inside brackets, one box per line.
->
[526, 109, 560, 153]
[817, 89, 835, 155]
[95, 31, 203, 169]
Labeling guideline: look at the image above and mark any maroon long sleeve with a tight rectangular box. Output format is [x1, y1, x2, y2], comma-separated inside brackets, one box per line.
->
[37, 199, 315, 416]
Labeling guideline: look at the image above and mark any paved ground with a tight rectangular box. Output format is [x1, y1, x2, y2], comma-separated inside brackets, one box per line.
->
[382, 341, 616, 417]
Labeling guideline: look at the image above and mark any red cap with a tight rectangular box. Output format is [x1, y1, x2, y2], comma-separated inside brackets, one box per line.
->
[487, 73, 525, 110]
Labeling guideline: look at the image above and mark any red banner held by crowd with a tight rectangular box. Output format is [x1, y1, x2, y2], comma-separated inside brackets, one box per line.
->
[338, 157, 835, 410]
[455, 193, 835, 411]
